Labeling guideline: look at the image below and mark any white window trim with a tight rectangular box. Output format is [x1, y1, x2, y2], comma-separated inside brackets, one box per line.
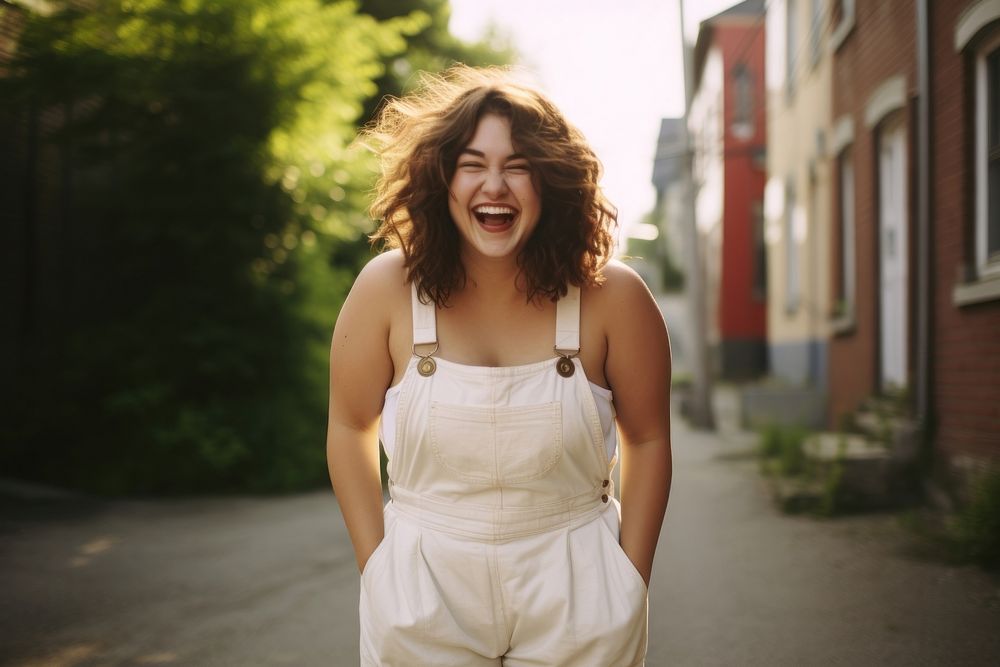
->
[831, 114, 854, 155]
[955, 0, 1000, 51]
[864, 75, 907, 129]
[974, 31, 1000, 280]
[829, 0, 856, 53]
[954, 274, 1000, 306]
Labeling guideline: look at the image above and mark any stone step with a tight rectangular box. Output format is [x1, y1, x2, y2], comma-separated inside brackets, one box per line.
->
[803, 432, 889, 461]
[850, 410, 911, 444]
[799, 432, 896, 510]
[859, 393, 912, 418]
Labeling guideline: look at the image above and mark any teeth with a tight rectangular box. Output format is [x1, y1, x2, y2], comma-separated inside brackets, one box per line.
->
[474, 205, 516, 216]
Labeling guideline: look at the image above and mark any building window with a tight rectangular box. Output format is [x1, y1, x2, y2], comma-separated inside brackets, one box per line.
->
[732, 63, 754, 138]
[786, 0, 798, 97]
[836, 148, 855, 318]
[752, 201, 767, 301]
[810, 0, 823, 66]
[785, 182, 800, 312]
[976, 32, 1000, 277]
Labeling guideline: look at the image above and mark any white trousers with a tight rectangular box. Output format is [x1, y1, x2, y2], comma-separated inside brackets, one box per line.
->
[359, 498, 648, 666]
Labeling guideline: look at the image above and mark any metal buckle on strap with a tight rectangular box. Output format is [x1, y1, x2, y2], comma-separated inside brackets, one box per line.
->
[413, 342, 439, 377]
[553, 346, 578, 378]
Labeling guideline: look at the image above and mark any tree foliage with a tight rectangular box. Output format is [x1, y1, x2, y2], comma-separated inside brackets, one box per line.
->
[357, 0, 515, 127]
[1, 0, 508, 494]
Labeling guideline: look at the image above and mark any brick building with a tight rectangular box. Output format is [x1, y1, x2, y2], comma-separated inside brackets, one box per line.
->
[748, 0, 999, 497]
[822, 0, 1000, 492]
[827, 0, 918, 423]
[927, 0, 1000, 487]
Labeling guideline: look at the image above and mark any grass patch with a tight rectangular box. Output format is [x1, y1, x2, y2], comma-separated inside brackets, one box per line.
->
[900, 469, 1000, 571]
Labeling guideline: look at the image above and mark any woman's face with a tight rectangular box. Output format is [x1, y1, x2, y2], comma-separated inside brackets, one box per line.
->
[448, 113, 541, 261]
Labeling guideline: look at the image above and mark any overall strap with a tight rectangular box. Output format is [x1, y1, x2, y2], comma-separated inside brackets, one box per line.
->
[554, 284, 581, 354]
[411, 282, 437, 346]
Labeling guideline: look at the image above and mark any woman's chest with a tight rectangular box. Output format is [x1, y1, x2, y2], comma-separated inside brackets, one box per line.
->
[387, 297, 608, 388]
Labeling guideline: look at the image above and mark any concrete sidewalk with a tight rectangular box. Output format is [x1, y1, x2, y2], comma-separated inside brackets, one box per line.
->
[1, 408, 998, 665]
[651, 406, 1000, 665]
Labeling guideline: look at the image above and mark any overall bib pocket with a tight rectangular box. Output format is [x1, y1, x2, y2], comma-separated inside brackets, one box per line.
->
[429, 401, 563, 484]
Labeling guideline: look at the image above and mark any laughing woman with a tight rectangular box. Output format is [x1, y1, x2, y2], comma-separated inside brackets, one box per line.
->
[327, 66, 672, 667]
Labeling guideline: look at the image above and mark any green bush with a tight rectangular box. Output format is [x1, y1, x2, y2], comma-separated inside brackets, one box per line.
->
[757, 423, 808, 477]
[952, 469, 1000, 570]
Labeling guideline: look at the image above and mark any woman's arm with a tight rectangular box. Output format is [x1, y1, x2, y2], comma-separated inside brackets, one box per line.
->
[602, 262, 672, 586]
[327, 254, 398, 573]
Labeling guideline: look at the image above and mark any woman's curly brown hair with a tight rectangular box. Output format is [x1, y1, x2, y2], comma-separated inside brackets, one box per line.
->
[362, 65, 617, 306]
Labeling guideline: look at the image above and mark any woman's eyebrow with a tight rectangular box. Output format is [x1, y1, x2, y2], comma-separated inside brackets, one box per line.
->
[458, 148, 528, 162]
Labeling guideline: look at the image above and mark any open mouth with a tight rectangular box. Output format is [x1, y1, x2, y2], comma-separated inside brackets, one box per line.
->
[473, 204, 518, 230]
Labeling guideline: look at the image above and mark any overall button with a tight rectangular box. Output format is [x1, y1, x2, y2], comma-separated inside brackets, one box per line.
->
[602, 479, 610, 488]
[601, 494, 609, 503]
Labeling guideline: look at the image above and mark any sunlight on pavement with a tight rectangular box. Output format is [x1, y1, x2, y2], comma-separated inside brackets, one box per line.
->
[136, 652, 178, 664]
[80, 537, 115, 556]
[68, 536, 117, 568]
[17, 642, 100, 667]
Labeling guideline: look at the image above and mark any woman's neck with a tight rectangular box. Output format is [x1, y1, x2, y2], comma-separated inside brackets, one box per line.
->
[458, 250, 529, 305]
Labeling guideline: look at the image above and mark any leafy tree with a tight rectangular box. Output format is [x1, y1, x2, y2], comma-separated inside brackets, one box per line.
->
[357, 0, 515, 126]
[1, 0, 424, 493]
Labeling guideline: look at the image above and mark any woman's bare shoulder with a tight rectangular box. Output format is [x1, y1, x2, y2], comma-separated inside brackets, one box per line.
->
[585, 260, 668, 343]
[585, 260, 658, 313]
[350, 249, 409, 302]
[335, 249, 408, 336]
[356, 248, 406, 284]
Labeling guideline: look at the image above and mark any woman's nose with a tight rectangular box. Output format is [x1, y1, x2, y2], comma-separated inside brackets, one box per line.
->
[481, 168, 509, 196]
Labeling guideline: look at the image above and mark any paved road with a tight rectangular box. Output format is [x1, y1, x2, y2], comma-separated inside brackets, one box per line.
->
[2, 414, 999, 666]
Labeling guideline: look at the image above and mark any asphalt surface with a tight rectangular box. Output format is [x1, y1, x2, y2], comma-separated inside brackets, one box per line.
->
[2, 412, 999, 666]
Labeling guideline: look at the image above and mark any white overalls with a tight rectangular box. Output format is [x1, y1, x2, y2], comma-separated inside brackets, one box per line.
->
[359, 284, 648, 666]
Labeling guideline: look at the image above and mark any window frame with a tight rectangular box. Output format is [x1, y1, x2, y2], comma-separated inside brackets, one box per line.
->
[809, 0, 824, 67]
[752, 200, 767, 301]
[836, 148, 856, 322]
[975, 29, 1000, 279]
[732, 62, 754, 139]
[784, 0, 801, 103]
[784, 180, 801, 313]
[786, 0, 799, 99]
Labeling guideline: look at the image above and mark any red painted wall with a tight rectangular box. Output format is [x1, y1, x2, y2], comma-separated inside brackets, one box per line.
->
[715, 22, 768, 341]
